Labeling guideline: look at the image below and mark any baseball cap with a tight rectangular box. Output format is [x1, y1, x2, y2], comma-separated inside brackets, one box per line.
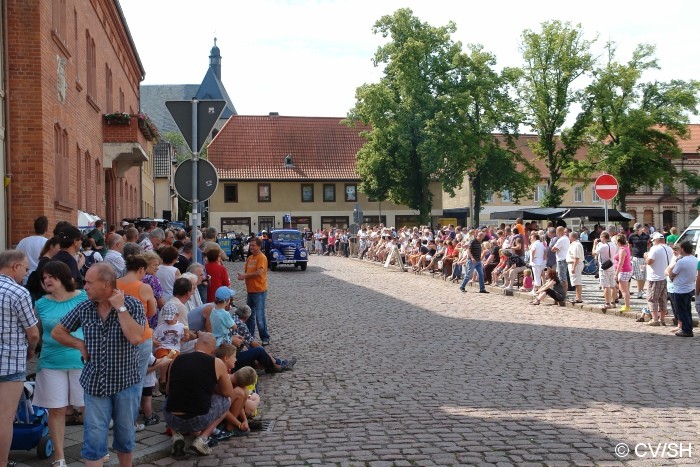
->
[651, 232, 665, 241]
[215, 286, 235, 301]
[161, 302, 179, 321]
[633, 222, 642, 230]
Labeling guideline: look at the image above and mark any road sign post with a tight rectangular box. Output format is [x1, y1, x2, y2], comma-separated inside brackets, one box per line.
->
[595, 174, 619, 228]
[166, 99, 226, 258]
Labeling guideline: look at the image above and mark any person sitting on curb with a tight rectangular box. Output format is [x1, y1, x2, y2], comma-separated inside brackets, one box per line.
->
[232, 305, 296, 373]
[164, 332, 234, 457]
[530, 268, 566, 306]
[214, 345, 262, 434]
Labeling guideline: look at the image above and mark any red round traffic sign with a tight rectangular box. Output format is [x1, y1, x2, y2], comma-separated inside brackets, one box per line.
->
[594, 174, 619, 201]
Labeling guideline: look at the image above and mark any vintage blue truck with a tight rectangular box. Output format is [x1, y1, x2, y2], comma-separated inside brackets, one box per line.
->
[267, 229, 309, 271]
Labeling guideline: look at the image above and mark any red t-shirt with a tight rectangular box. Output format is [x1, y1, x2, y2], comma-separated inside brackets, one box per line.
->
[205, 261, 230, 303]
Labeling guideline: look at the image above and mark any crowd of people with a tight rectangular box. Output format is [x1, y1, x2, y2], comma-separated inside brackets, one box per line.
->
[337, 220, 697, 337]
[2, 216, 296, 466]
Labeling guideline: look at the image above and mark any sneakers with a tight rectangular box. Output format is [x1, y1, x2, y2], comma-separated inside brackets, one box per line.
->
[190, 436, 212, 456]
[51, 460, 67, 467]
[143, 414, 160, 426]
[619, 305, 631, 312]
[261, 339, 270, 346]
[213, 429, 234, 441]
[280, 356, 297, 371]
[647, 319, 661, 326]
[171, 432, 185, 457]
[134, 422, 146, 432]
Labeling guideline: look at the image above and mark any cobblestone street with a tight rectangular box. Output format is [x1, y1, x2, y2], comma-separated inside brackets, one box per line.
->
[140, 255, 700, 466]
[14, 255, 700, 466]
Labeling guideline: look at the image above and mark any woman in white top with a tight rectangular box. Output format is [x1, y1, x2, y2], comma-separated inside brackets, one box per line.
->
[594, 231, 618, 310]
[155, 246, 181, 302]
[528, 232, 547, 289]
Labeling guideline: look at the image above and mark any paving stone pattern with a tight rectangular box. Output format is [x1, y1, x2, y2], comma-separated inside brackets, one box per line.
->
[14, 256, 700, 466]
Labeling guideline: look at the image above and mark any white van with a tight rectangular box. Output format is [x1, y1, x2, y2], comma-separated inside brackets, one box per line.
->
[676, 217, 700, 257]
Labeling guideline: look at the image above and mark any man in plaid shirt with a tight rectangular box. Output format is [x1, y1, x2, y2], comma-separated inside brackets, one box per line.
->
[0, 250, 40, 467]
[52, 263, 145, 467]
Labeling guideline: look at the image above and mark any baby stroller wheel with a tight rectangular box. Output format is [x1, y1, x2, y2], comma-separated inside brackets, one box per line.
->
[37, 435, 53, 459]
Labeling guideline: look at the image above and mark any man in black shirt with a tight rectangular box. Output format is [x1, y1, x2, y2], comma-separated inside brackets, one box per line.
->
[460, 232, 488, 293]
[628, 223, 650, 299]
[54, 226, 85, 288]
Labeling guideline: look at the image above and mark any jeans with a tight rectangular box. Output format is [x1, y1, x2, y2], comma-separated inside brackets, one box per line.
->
[461, 260, 485, 291]
[246, 291, 269, 341]
[452, 264, 463, 280]
[82, 383, 140, 460]
[234, 346, 275, 372]
[135, 340, 152, 418]
[672, 291, 694, 334]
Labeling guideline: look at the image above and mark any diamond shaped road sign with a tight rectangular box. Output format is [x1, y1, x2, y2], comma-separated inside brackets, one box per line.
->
[165, 100, 227, 153]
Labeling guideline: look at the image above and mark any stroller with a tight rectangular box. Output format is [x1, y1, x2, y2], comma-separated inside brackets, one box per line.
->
[10, 381, 53, 459]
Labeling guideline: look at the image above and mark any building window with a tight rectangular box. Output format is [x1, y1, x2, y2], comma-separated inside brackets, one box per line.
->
[54, 125, 69, 204]
[301, 184, 314, 202]
[363, 215, 387, 226]
[484, 191, 493, 203]
[76, 145, 82, 210]
[224, 184, 238, 203]
[395, 215, 421, 227]
[291, 216, 312, 231]
[119, 88, 125, 112]
[86, 31, 97, 102]
[52, 0, 67, 46]
[323, 184, 336, 202]
[257, 183, 271, 202]
[258, 216, 274, 232]
[344, 184, 357, 202]
[534, 185, 547, 202]
[574, 186, 583, 203]
[105, 65, 113, 114]
[501, 190, 512, 202]
[592, 186, 601, 203]
[95, 160, 102, 212]
[321, 216, 349, 229]
[222, 217, 251, 235]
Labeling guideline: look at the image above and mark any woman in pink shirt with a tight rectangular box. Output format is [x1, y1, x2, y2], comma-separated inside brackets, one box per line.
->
[615, 234, 633, 312]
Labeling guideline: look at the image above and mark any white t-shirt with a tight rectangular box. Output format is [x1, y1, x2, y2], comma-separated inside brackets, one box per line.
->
[154, 321, 185, 351]
[529, 240, 546, 266]
[144, 354, 157, 388]
[553, 235, 570, 262]
[567, 240, 584, 263]
[16, 235, 47, 277]
[595, 241, 618, 264]
[646, 244, 673, 281]
[671, 255, 697, 294]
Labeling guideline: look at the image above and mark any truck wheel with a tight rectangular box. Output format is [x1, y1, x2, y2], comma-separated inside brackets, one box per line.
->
[300, 262, 307, 271]
[270, 263, 277, 271]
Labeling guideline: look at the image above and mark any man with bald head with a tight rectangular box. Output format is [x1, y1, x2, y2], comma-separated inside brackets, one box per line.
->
[164, 332, 235, 456]
[52, 263, 146, 467]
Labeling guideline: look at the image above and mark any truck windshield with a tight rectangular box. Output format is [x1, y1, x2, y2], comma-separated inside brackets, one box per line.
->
[273, 232, 302, 242]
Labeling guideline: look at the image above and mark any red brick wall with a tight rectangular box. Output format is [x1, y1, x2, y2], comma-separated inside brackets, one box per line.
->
[7, 0, 145, 245]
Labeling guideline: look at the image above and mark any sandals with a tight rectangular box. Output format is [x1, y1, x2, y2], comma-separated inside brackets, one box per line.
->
[530, 300, 540, 305]
[65, 409, 83, 426]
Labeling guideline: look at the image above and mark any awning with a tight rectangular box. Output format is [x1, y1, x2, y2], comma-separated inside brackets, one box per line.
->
[489, 207, 634, 222]
[78, 210, 101, 230]
[489, 208, 566, 220]
[559, 208, 635, 222]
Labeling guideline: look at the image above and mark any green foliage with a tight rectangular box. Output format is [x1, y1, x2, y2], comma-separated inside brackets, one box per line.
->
[518, 21, 596, 207]
[569, 42, 700, 210]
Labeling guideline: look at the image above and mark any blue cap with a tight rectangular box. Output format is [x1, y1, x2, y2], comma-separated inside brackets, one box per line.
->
[215, 286, 235, 301]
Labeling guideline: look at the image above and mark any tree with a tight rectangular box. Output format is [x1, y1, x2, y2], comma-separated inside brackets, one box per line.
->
[426, 45, 537, 227]
[569, 42, 700, 211]
[346, 9, 466, 223]
[518, 21, 595, 207]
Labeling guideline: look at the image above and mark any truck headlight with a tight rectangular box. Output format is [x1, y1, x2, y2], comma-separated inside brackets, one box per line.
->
[300, 251, 307, 258]
[272, 251, 279, 259]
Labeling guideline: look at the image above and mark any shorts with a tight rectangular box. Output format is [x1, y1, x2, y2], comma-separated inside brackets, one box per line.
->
[568, 263, 584, 286]
[142, 385, 154, 397]
[556, 260, 568, 283]
[632, 257, 647, 281]
[599, 268, 616, 288]
[154, 348, 178, 359]
[0, 371, 25, 382]
[32, 368, 84, 408]
[618, 271, 633, 282]
[164, 394, 231, 434]
[647, 280, 668, 309]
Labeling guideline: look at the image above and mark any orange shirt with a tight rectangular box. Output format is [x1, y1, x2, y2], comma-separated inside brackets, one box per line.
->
[244, 251, 268, 293]
[117, 279, 152, 342]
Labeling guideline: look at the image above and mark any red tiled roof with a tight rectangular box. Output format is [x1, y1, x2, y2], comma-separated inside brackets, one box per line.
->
[207, 115, 369, 180]
[680, 124, 700, 154]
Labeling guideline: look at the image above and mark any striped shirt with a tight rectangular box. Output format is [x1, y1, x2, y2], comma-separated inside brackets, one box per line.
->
[0, 274, 37, 376]
[59, 295, 145, 397]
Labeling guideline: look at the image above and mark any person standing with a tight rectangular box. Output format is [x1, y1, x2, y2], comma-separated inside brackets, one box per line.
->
[15, 215, 49, 284]
[629, 222, 650, 299]
[459, 231, 488, 293]
[87, 220, 106, 255]
[644, 232, 674, 326]
[668, 241, 697, 337]
[550, 226, 570, 299]
[238, 237, 270, 345]
[0, 251, 40, 467]
[51, 263, 146, 466]
[566, 232, 585, 303]
[594, 232, 618, 310]
[529, 231, 547, 292]
[103, 234, 126, 278]
[54, 226, 86, 289]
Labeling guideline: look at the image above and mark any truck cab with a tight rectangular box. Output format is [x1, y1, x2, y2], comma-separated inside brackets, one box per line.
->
[268, 229, 308, 271]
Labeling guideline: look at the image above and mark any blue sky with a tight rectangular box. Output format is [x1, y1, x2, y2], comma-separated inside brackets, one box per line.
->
[120, 0, 700, 120]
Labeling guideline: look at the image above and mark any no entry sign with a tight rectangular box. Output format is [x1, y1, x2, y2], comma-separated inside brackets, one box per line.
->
[595, 174, 619, 201]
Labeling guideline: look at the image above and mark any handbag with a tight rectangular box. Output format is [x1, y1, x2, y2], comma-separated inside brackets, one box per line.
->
[601, 244, 613, 270]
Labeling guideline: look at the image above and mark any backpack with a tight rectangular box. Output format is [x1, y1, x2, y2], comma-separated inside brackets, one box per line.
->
[80, 251, 97, 277]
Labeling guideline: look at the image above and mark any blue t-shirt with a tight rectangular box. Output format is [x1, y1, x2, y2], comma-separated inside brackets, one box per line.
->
[210, 307, 235, 346]
[36, 289, 87, 371]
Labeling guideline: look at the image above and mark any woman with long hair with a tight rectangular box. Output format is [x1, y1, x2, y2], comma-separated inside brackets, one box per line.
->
[32, 261, 87, 467]
[26, 236, 61, 302]
[615, 234, 633, 312]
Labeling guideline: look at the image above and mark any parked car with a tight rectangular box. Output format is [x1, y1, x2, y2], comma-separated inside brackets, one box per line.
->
[267, 229, 308, 271]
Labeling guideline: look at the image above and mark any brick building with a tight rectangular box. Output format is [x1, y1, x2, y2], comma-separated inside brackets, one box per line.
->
[3, 0, 151, 247]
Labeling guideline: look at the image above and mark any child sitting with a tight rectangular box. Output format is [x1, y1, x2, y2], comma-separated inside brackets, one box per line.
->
[153, 303, 194, 391]
[214, 344, 262, 437]
[210, 287, 237, 346]
[519, 269, 533, 292]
